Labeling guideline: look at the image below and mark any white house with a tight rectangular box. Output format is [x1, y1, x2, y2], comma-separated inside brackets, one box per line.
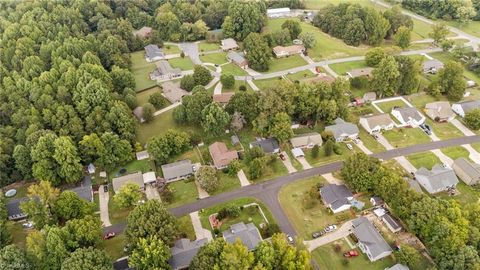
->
[359, 114, 395, 134]
[452, 100, 480, 118]
[391, 107, 425, 127]
[415, 164, 459, 194]
[267, 7, 291, 18]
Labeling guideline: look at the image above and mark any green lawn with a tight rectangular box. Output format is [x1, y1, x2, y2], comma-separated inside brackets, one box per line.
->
[406, 151, 441, 169]
[198, 42, 221, 52]
[437, 182, 480, 205]
[444, 20, 480, 39]
[211, 171, 241, 196]
[472, 143, 480, 153]
[135, 86, 170, 107]
[222, 80, 253, 93]
[168, 57, 194, 70]
[221, 63, 248, 76]
[441, 146, 471, 161]
[130, 51, 157, 91]
[252, 77, 285, 90]
[101, 233, 126, 261]
[304, 143, 354, 166]
[329, 61, 368, 76]
[382, 128, 431, 148]
[162, 180, 199, 209]
[4, 181, 33, 202]
[8, 222, 29, 248]
[267, 55, 308, 73]
[285, 70, 317, 82]
[178, 215, 196, 240]
[406, 92, 444, 108]
[109, 159, 155, 181]
[108, 190, 135, 225]
[164, 45, 181, 55]
[374, 99, 409, 114]
[425, 119, 464, 140]
[200, 52, 227, 65]
[357, 129, 385, 153]
[244, 158, 288, 182]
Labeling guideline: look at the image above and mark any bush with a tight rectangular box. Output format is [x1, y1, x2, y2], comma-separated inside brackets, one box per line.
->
[333, 143, 342, 155]
[324, 140, 334, 156]
[261, 223, 281, 238]
[172, 105, 187, 124]
[220, 73, 235, 89]
[142, 103, 155, 122]
[321, 131, 334, 141]
[193, 65, 213, 86]
[148, 92, 166, 109]
[464, 109, 480, 130]
[217, 205, 241, 220]
[311, 145, 320, 158]
[195, 166, 219, 193]
[180, 75, 196, 91]
[334, 244, 342, 253]
[180, 51, 185, 58]
[227, 160, 242, 176]
[160, 186, 174, 203]
[239, 85, 247, 91]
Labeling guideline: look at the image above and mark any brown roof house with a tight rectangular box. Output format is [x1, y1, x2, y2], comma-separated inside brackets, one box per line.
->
[425, 101, 455, 122]
[162, 82, 190, 104]
[272, 45, 305, 58]
[290, 132, 322, 149]
[308, 73, 335, 84]
[346, 67, 374, 78]
[221, 38, 239, 51]
[209, 142, 238, 169]
[227, 51, 248, 69]
[453, 157, 480, 186]
[150, 60, 182, 81]
[134, 27, 153, 39]
[359, 114, 395, 134]
[213, 92, 234, 106]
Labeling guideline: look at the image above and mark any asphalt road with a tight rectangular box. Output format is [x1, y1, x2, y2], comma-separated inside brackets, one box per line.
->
[104, 135, 480, 236]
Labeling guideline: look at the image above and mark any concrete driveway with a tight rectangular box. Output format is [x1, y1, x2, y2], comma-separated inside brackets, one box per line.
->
[462, 144, 480, 163]
[304, 220, 354, 251]
[145, 184, 161, 201]
[296, 156, 312, 169]
[237, 170, 251, 186]
[355, 140, 372, 154]
[190, 211, 213, 241]
[98, 185, 112, 227]
[451, 119, 476, 136]
[179, 42, 201, 64]
[280, 152, 297, 173]
[430, 149, 454, 167]
[322, 173, 343, 184]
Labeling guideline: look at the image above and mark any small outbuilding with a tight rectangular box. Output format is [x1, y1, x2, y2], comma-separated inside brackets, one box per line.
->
[136, 150, 150, 160]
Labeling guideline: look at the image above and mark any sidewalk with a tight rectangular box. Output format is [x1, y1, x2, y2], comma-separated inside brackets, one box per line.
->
[153, 102, 182, 117]
[190, 211, 213, 241]
[213, 81, 222, 95]
[247, 80, 259, 91]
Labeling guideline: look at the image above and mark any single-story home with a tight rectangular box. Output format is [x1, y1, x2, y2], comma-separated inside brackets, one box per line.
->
[422, 59, 444, 74]
[223, 222, 262, 250]
[425, 101, 455, 122]
[391, 107, 426, 127]
[291, 148, 305, 158]
[452, 100, 480, 118]
[142, 171, 157, 184]
[133, 26, 153, 39]
[453, 157, 480, 186]
[227, 51, 248, 69]
[352, 217, 392, 262]
[168, 238, 209, 270]
[69, 176, 93, 202]
[250, 138, 280, 154]
[220, 38, 239, 51]
[112, 171, 145, 193]
[325, 118, 359, 142]
[209, 142, 238, 169]
[415, 164, 459, 194]
[161, 160, 194, 182]
[213, 92, 234, 106]
[6, 198, 29, 221]
[373, 207, 387, 217]
[133, 106, 145, 123]
[272, 45, 305, 58]
[267, 7, 291, 18]
[136, 150, 149, 160]
[150, 60, 182, 81]
[382, 213, 402, 233]
[346, 67, 374, 79]
[319, 184, 354, 214]
[359, 114, 395, 134]
[162, 81, 190, 104]
[144, 44, 164, 62]
[386, 264, 410, 270]
[370, 196, 384, 206]
[290, 132, 322, 149]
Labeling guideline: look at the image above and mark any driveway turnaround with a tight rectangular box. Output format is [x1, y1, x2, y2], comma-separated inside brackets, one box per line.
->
[98, 185, 112, 227]
[190, 211, 213, 241]
[280, 151, 297, 173]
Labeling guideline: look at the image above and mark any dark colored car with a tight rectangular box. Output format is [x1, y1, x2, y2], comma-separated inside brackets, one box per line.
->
[103, 185, 108, 193]
[312, 231, 325, 238]
[279, 154, 286, 161]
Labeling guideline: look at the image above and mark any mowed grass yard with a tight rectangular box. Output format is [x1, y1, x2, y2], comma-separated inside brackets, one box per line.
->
[406, 151, 441, 169]
[168, 57, 194, 70]
[200, 52, 227, 65]
[357, 129, 385, 153]
[162, 180, 199, 209]
[441, 146, 471, 161]
[198, 41, 220, 52]
[382, 128, 431, 148]
[135, 86, 171, 107]
[130, 51, 157, 91]
[221, 63, 248, 76]
[329, 60, 368, 76]
[425, 119, 464, 140]
[252, 77, 285, 90]
[374, 99, 409, 114]
[286, 70, 317, 82]
[267, 54, 308, 73]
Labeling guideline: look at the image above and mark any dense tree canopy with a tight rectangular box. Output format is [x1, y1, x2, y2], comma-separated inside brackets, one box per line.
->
[224, 0, 266, 40]
[61, 247, 112, 270]
[402, 0, 478, 22]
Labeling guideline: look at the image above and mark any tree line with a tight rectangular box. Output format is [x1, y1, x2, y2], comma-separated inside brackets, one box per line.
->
[402, 0, 480, 22]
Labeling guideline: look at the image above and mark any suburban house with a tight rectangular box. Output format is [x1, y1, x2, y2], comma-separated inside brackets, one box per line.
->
[391, 107, 426, 127]
[213, 92, 234, 106]
[209, 142, 238, 169]
[415, 164, 459, 194]
[161, 160, 194, 182]
[144, 44, 164, 62]
[162, 81, 190, 104]
[422, 59, 444, 74]
[272, 45, 305, 58]
[250, 138, 280, 154]
[325, 118, 359, 142]
[386, 264, 410, 270]
[453, 157, 480, 186]
[352, 217, 393, 262]
[133, 106, 145, 123]
[290, 132, 322, 149]
[359, 114, 395, 134]
[266, 7, 291, 18]
[136, 150, 149, 160]
[220, 38, 239, 51]
[319, 184, 354, 214]
[68, 176, 93, 202]
[6, 198, 29, 221]
[142, 171, 157, 185]
[370, 196, 384, 206]
[425, 101, 455, 122]
[227, 51, 248, 69]
[133, 26, 153, 39]
[168, 238, 209, 270]
[346, 67, 374, 78]
[382, 213, 402, 233]
[150, 60, 182, 81]
[452, 100, 480, 118]
[222, 222, 262, 250]
[308, 73, 336, 84]
[112, 171, 145, 193]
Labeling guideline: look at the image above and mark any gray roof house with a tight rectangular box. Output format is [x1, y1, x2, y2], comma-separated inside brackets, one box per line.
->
[6, 197, 29, 221]
[68, 176, 93, 202]
[452, 100, 480, 118]
[223, 222, 262, 250]
[423, 59, 444, 74]
[415, 164, 459, 194]
[352, 217, 392, 262]
[112, 171, 145, 193]
[359, 113, 395, 134]
[453, 157, 480, 186]
[290, 132, 322, 149]
[250, 138, 280, 154]
[162, 81, 190, 104]
[144, 44, 164, 62]
[319, 184, 354, 213]
[161, 160, 194, 182]
[382, 213, 402, 233]
[325, 118, 359, 142]
[134, 26, 153, 39]
[150, 60, 182, 81]
[168, 238, 209, 270]
[221, 38, 239, 51]
[386, 264, 410, 270]
[391, 107, 426, 127]
[227, 51, 248, 68]
[425, 101, 455, 122]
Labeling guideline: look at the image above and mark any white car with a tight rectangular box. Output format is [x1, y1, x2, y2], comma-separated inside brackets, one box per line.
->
[346, 144, 353, 150]
[324, 225, 337, 232]
[22, 222, 34, 229]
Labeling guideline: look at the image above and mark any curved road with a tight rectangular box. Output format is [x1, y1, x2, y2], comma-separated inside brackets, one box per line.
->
[105, 135, 480, 236]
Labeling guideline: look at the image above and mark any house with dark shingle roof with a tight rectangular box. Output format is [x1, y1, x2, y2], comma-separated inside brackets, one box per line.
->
[452, 100, 480, 118]
[352, 217, 392, 262]
[144, 44, 164, 62]
[168, 238, 209, 270]
[249, 138, 280, 154]
[382, 213, 402, 233]
[6, 198, 28, 221]
[112, 172, 145, 193]
[221, 38, 239, 51]
[222, 222, 262, 250]
[415, 164, 459, 194]
[161, 160, 194, 182]
[162, 81, 190, 104]
[68, 176, 93, 202]
[319, 184, 354, 213]
[453, 157, 480, 186]
[150, 60, 182, 81]
[324, 118, 359, 142]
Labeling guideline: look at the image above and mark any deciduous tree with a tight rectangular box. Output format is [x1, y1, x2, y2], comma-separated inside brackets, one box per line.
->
[113, 183, 144, 208]
[61, 247, 112, 270]
[465, 109, 480, 130]
[53, 191, 95, 221]
[268, 113, 293, 143]
[129, 236, 171, 270]
[53, 136, 83, 184]
[429, 23, 449, 44]
[201, 103, 230, 136]
[20, 181, 60, 229]
[193, 65, 213, 86]
[435, 61, 466, 101]
[393, 26, 411, 49]
[196, 166, 219, 193]
[147, 129, 190, 164]
[372, 56, 400, 97]
[341, 153, 382, 192]
[244, 33, 271, 72]
[281, 19, 302, 40]
[298, 32, 316, 49]
[220, 73, 235, 89]
[0, 245, 32, 270]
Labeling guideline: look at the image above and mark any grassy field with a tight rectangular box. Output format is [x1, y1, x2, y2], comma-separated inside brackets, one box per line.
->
[267, 55, 308, 73]
[221, 63, 248, 76]
[441, 146, 470, 160]
[178, 215, 196, 240]
[382, 128, 431, 148]
[164, 45, 181, 55]
[168, 57, 194, 70]
[200, 52, 227, 65]
[444, 20, 480, 39]
[286, 70, 316, 82]
[374, 99, 409, 113]
[253, 77, 285, 90]
[329, 61, 368, 76]
[162, 180, 199, 209]
[406, 92, 444, 108]
[102, 233, 126, 261]
[135, 86, 169, 107]
[108, 159, 155, 181]
[304, 143, 354, 166]
[437, 182, 480, 205]
[406, 151, 441, 169]
[222, 80, 253, 92]
[198, 41, 220, 52]
[130, 51, 157, 91]
[357, 129, 386, 153]
[244, 158, 288, 182]
[425, 119, 464, 140]
[211, 171, 241, 196]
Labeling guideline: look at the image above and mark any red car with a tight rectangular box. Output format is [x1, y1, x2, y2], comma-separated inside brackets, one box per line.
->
[103, 232, 116, 240]
[279, 154, 286, 161]
[343, 250, 359, 257]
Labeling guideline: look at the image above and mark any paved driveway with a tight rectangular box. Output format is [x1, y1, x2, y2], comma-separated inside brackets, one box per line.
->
[430, 149, 454, 167]
[237, 169, 251, 186]
[304, 220, 354, 251]
[462, 144, 480, 163]
[190, 211, 213, 241]
[98, 185, 112, 227]
[296, 156, 312, 169]
[322, 173, 343, 184]
[145, 184, 161, 201]
[179, 42, 201, 64]
[280, 151, 297, 173]
[451, 119, 476, 136]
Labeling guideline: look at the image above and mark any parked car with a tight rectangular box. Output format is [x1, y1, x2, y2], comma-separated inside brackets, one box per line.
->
[346, 144, 353, 150]
[279, 153, 286, 161]
[22, 222, 34, 229]
[286, 234, 294, 244]
[312, 230, 325, 238]
[419, 124, 432, 135]
[343, 250, 359, 257]
[103, 185, 108, 193]
[103, 232, 116, 240]
[324, 225, 337, 232]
